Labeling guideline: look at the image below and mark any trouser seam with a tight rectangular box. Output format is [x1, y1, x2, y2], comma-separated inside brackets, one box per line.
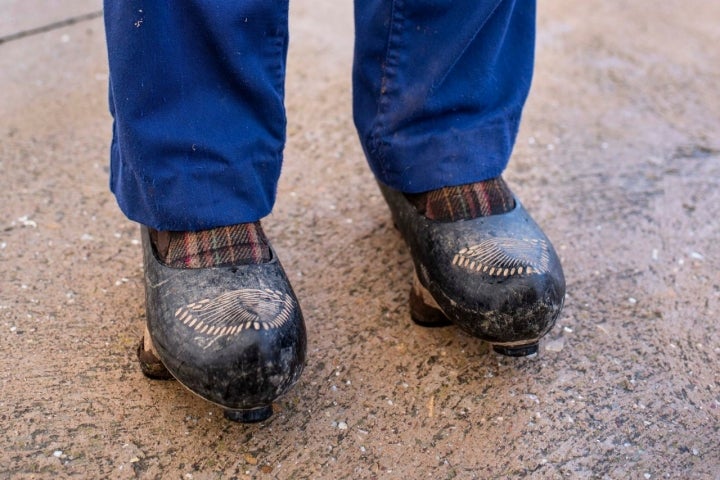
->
[271, 2, 289, 102]
[430, 0, 505, 92]
[367, 0, 405, 172]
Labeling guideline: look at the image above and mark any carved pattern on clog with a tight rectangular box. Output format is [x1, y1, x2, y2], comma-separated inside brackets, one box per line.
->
[174, 288, 294, 338]
[452, 238, 550, 276]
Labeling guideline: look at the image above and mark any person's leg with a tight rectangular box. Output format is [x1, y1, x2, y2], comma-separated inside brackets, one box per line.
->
[353, 0, 565, 355]
[104, 0, 305, 422]
[105, 0, 289, 230]
[353, 0, 534, 194]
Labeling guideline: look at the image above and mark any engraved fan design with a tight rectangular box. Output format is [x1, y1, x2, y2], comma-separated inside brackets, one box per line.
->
[452, 238, 550, 277]
[174, 288, 294, 337]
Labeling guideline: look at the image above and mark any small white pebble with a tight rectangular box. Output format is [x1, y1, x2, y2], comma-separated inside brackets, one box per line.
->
[628, 297, 637, 305]
[545, 337, 565, 352]
[651, 249, 659, 260]
[130, 239, 140, 245]
[0, 242, 6, 249]
[81, 234, 93, 241]
[644, 474, 651, 479]
[338, 421, 348, 430]
[692, 448, 699, 456]
[690, 252, 704, 260]
[53, 450, 63, 457]
[563, 326, 573, 333]
[18, 216, 37, 228]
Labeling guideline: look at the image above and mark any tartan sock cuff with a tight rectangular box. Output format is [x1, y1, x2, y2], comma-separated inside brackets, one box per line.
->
[406, 177, 515, 221]
[152, 222, 272, 269]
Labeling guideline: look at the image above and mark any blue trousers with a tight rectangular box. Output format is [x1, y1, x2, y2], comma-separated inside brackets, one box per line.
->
[104, 1, 535, 231]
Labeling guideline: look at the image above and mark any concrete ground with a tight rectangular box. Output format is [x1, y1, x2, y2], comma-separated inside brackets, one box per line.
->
[1, 0, 718, 478]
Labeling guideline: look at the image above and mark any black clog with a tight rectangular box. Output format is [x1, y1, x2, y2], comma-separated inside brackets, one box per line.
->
[378, 182, 565, 356]
[137, 227, 306, 422]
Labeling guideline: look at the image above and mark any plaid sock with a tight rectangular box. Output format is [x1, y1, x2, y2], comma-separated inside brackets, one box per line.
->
[150, 222, 271, 269]
[406, 177, 515, 221]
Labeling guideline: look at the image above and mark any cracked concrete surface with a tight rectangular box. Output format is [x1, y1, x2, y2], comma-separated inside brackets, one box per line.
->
[1, 1, 718, 478]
